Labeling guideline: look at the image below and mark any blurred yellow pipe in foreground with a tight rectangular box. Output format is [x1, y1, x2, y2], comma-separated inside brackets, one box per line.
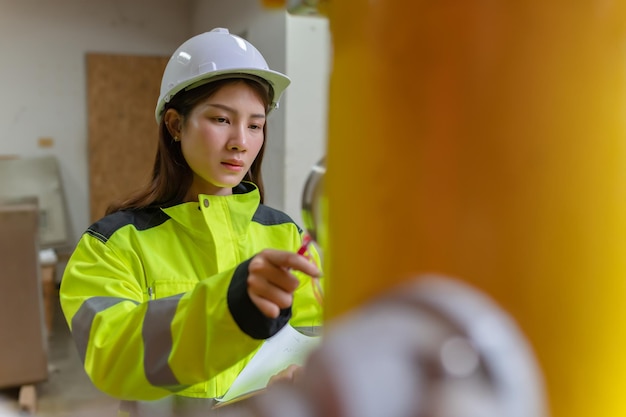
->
[322, 2, 626, 417]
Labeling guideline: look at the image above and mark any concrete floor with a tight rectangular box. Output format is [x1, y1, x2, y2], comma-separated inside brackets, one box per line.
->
[1, 289, 119, 416]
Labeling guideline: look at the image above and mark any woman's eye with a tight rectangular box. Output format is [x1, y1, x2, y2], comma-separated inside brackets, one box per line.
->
[249, 124, 263, 130]
[214, 117, 228, 123]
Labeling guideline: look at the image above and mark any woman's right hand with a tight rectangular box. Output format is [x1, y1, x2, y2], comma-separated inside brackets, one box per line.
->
[247, 249, 320, 318]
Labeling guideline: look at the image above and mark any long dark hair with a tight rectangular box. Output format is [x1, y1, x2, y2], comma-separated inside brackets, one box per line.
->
[106, 77, 272, 214]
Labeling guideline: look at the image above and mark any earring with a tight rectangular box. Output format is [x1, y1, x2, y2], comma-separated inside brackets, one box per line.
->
[174, 136, 180, 142]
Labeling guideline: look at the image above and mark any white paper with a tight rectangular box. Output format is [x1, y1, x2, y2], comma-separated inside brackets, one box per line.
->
[216, 324, 321, 404]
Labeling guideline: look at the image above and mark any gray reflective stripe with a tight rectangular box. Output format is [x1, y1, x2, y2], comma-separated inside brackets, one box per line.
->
[143, 294, 188, 391]
[72, 297, 134, 364]
[119, 397, 218, 416]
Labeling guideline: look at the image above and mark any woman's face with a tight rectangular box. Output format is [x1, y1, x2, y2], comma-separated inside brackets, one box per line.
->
[179, 81, 266, 199]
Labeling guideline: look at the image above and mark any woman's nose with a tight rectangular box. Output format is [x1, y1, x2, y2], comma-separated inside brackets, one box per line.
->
[227, 124, 248, 151]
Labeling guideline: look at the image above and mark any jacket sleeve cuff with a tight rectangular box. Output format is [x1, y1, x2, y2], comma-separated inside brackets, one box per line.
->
[227, 258, 292, 339]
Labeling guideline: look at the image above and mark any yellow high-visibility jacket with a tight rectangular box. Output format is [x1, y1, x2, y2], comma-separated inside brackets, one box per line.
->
[59, 182, 323, 401]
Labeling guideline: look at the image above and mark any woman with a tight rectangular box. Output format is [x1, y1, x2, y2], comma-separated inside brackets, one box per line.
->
[59, 28, 323, 415]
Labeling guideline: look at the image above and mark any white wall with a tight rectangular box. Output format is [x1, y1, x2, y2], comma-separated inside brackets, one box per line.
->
[245, 12, 330, 227]
[191, 0, 266, 36]
[0, 0, 193, 250]
[245, 11, 290, 216]
[283, 14, 330, 226]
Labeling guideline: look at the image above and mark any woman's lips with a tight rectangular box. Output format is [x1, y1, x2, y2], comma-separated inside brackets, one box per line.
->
[222, 159, 244, 171]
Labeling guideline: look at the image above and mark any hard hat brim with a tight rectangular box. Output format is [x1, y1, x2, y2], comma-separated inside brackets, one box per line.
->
[155, 68, 291, 124]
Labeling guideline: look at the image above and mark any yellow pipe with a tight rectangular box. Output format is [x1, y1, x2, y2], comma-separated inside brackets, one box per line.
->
[324, 2, 626, 417]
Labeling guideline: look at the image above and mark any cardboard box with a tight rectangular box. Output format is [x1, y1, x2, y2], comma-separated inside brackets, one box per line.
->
[40, 264, 56, 337]
[0, 200, 48, 388]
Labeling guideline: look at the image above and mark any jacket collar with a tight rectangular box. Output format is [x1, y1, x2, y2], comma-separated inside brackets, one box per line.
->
[161, 182, 261, 238]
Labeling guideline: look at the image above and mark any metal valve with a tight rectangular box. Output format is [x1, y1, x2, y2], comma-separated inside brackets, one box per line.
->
[225, 275, 549, 417]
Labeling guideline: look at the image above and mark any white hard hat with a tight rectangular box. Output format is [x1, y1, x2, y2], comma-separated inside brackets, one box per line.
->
[155, 28, 291, 123]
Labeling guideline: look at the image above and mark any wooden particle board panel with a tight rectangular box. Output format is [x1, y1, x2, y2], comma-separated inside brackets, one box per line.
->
[86, 53, 169, 222]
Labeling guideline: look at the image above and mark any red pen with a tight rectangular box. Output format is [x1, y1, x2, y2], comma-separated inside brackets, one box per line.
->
[297, 234, 312, 256]
[296, 234, 323, 305]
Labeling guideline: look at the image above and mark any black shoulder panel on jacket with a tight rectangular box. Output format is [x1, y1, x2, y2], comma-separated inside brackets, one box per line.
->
[252, 205, 302, 233]
[85, 208, 171, 243]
